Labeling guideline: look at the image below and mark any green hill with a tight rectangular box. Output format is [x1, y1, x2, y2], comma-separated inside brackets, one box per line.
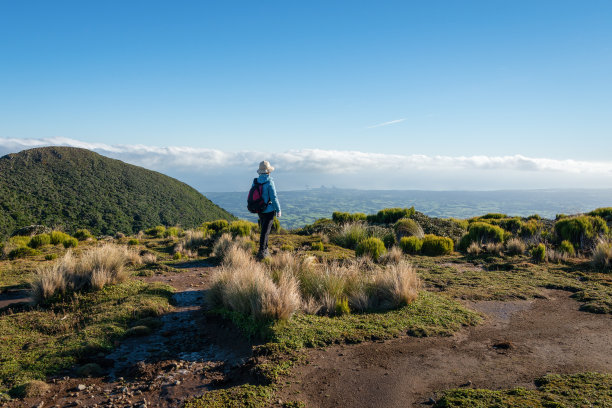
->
[0, 146, 236, 238]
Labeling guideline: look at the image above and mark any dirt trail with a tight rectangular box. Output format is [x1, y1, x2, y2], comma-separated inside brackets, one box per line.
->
[279, 289, 612, 408]
[8, 265, 253, 408]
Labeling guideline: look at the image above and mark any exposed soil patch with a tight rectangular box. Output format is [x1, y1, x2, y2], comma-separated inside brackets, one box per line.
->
[0, 288, 31, 309]
[6, 267, 253, 408]
[279, 289, 612, 408]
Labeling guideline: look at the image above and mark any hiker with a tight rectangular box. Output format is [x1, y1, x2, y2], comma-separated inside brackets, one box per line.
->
[250, 160, 281, 260]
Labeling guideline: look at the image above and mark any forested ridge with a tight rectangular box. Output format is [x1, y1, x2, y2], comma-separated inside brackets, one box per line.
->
[0, 146, 235, 238]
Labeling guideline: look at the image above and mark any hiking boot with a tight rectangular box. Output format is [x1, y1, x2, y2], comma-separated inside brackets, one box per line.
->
[256, 250, 270, 260]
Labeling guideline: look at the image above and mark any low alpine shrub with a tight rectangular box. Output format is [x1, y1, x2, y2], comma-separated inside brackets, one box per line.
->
[459, 222, 505, 250]
[421, 235, 453, 256]
[50, 231, 72, 245]
[332, 212, 367, 224]
[128, 239, 139, 246]
[311, 241, 324, 251]
[559, 240, 575, 256]
[145, 225, 166, 238]
[532, 243, 546, 263]
[370, 207, 415, 224]
[229, 220, 255, 237]
[554, 215, 609, 248]
[9, 246, 40, 259]
[355, 237, 387, 259]
[588, 207, 612, 222]
[399, 236, 422, 255]
[28, 234, 51, 249]
[74, 229, 93, 241]
[63, 237, 78, 248]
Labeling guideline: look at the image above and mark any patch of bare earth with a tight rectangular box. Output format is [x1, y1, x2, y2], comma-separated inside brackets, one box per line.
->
[278, 289, 612, 408]
[7, 266, 254, 408]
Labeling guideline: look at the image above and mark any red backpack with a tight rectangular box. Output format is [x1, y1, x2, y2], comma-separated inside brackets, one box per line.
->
[247, 178, 270, 213]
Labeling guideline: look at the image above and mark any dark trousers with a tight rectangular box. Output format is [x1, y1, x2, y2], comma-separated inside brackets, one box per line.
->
[258, 211, 275, 256]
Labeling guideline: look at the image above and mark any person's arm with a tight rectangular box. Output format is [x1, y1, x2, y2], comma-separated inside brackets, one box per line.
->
[268, 180, 281, 216]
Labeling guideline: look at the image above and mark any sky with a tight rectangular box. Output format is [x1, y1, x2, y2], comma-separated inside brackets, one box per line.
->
[1, 1, 611, 191]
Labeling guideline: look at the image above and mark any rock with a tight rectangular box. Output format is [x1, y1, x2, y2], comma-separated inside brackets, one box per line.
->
[173, 380, 181, 386]
[76, 384, 86, 391]
[33, 402, 44, 408]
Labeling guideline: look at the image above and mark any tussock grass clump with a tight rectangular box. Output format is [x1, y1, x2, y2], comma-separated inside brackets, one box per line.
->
[28, 233, 51, 249]
[212, 233, 255, 262]
[10, 380, 50, 398]
[466, 241, 482, 255]
[484, 241, 504, 256]
[332, 222, 368, 249]
[399, 236, 423, 255]
[31, 244, 137, 303]
[355, 237, 387, 260]
[505, 238, 526, 256]
[393, 218, 424, 240]
[421, 235, 453, 256]
[379, 246, 403, 264]
[371, 261, 421, 309]
[591, 239, 612, 270]
[174, 230, 208, 257]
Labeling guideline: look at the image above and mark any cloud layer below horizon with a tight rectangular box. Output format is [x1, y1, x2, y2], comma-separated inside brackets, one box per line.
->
[1, 137, 611, 191]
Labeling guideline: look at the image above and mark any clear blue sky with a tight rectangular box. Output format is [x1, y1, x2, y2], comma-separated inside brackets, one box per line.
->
[0, 1, 611, 177]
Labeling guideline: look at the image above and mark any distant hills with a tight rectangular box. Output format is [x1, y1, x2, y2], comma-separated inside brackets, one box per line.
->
[0, 147, 235, 238]
[206, 188, 612, 229]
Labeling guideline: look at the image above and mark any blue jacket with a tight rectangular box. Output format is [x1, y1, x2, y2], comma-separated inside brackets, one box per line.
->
[253, 173, 281, 214]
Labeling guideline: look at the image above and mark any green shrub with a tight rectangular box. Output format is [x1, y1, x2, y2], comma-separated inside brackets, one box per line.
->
[229, 220, 255, 237]
[479, 213, 507, 220]
[45, 253, 58, 261]
[589, 207, 612, 222]
[532, 243, 546, 263]
[173, 252, 183, 260]
[399, 236, 423, 254]
[63, 237, 78, 248]
[50, 231, 72, 245]
[370, 207, 415, 224]
[128, 238, 139, 246]
[272, 217, 281, 233]
[9, 236, 31, 247]
[421, 234, 453, 256]
[355, 237, 387, 259]
[28, 233, 51, 249]
[554, 215, 609, 248]
[203, 219, 229, 233]
[281, 244, 295, 252]
[559, 240, 575, 256]
[393, 218, 424, 239]
[8, 246, 39, 259]
[311, 241, 324, 251]
[527, 214, 541, 221]
[381, 231, 396, 249]
[334, 297, 350, 316]
[448, 218, 469, 230]
[74, 229, 93, 241]
[145, 225, 166, 238]
[520, 219, 543, 237]
[332, 212, 367, 224]
[497, 217, 523, 234]
[460, 222, 505, 250]
[164, 226, 181, 237]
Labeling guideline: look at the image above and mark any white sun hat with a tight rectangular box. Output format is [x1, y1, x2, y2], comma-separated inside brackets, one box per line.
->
[257, 160, 275, 174]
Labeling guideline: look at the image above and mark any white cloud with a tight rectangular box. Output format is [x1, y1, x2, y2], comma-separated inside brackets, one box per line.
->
[1, 137, 612, 191]
[367, 118, 406, 128]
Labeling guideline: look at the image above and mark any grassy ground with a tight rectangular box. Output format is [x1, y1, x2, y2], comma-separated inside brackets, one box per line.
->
[0, 280, 174, 395]
[435, 372, 612, 407]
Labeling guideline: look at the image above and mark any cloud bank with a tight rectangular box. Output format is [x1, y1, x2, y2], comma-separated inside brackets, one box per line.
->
[1, 137, 611, 191]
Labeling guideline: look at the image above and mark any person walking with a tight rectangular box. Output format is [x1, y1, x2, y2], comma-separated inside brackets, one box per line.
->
[253, 160, 281, 260]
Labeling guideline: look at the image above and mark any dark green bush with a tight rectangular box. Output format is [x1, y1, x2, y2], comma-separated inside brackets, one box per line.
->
[28, 233, 51, 249]
[45, 253, 58, 261]
[497, 217, 523, 234]
[50, 230, 72, 245]
[63, 237, 78, 248]
[421, 234, 454, 256]
[272, 217, 281, 233]
[527, 214, 541, 221]
[460, 222, 505, 250]
[381, 231, 396, 249]
[559, 240, 575, 256]
[204, 219, 229, 233]
[370, 207, 415, 224]
[281, 244, 294, 252]
[164, 226, 181, 237]
[74, 229, 93, 240]
[520, 219, 543, 238]
[332, 212, 367, 224]
[393, 218, 424, 239]
[9, 246, 40, 259]
[479, 213, 507, 220]
[128, 239, 139, 246]
[145, 225, 166, 238]
[589, 207, 612, 222]
[554, 215, 609, 248]
[399, 236, 423, 254]
[355, 237, 387, 259]
[532, 243, 546, 263]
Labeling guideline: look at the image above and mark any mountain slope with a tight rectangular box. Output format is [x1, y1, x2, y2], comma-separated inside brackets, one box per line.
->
[0, 147, 235, 238]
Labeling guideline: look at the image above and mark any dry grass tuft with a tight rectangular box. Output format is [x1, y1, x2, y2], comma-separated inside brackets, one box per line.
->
[142, 252, 157, 264]
[467, 241, 482, 255]
[485, 242, 504, 256]
[371, 261, 421, 308]
[592, 239, 612, 270]
[31, 244, 134, 303]
[379, 246, 403, 265]
[505, 238, 526, 256]
[174, 230, 208, 258]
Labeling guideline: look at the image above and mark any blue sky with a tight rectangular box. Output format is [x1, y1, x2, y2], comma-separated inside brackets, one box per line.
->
[1, 1, 611, 191]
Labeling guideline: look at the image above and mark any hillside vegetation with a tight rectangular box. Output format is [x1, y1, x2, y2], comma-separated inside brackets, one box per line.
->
[0, 147, 235, 238]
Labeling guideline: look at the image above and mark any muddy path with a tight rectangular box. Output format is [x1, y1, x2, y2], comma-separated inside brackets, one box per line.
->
[278, 289, 612, 408]
[7, 265, 254, 408]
